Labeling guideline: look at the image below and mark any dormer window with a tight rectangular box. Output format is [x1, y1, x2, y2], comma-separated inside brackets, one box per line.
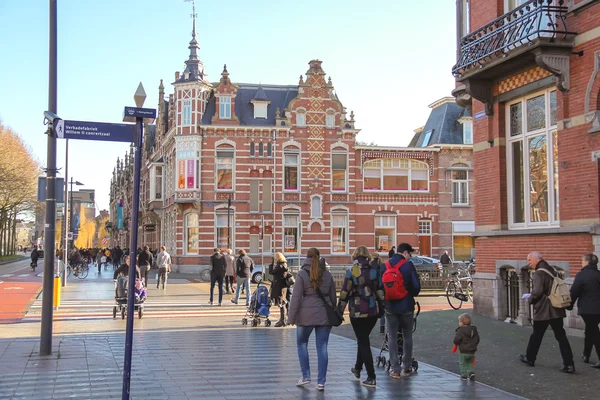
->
[253, 102, 268, 119]
[297, 111, 306, 127]
[422, 130, 433, 146]
[219, 97, 231, 119]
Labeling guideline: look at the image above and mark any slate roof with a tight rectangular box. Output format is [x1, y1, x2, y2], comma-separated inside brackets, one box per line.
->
[201, 83, 299, 126]
[413, 101, 471, 147]
[252, 85, 269, 102]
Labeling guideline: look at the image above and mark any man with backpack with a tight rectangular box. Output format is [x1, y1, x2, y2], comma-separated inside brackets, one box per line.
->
[209, 248, 227, 306]
[519, 251, 575, 373]
[383, 243, 421, 379]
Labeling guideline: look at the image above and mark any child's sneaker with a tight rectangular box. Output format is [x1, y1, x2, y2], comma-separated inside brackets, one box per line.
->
[460, 376, 468, 381]
[296, 378, 311, 387]
[469, 372, 475, 381]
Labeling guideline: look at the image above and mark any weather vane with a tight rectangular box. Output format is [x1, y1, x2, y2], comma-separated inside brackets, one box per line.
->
[185, 0, 197, 19]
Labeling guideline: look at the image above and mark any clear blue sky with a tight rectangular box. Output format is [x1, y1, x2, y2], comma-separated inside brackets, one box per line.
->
[0, 0, 457, 211]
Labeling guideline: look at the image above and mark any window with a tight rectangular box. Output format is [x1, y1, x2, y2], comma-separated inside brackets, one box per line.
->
[182, 99, 191, 126]
[216, 149, 234, 190]
[463, 121, 473, 144]
[507, 89, 558, 228]
[422, 130, 433, 146]
[331, 213, 348, 253]
[253, 102, 268, 119]
[219, 97, 231, 119]
[419, 220, 432, 235]
[452, 168, 468, 205]
[250, 142, 255, 157]
[453, 221, 475, 261]
[331, 153, 347, 191]
[249, 234, 260, 253]
[284, 151, 299, 191]
[375, 215, 396, 253]
[462, 0, 470, 36]
[263, 180, 272, 212]
[267, 142, 273, 157]
[284, 213, 300, 252]
[326, 114, 335, 128]
[297, 111, 306, 127]
[250, 180, 259, 212]
[150, 165, 163, 200]
[216, 212, 234, 249]
[177, 151, 196, 189]
[258, 142, 264, 157]
[311, 196, 322, 219]
[363, 159, 429, 192]
[185, 213, 199, 254]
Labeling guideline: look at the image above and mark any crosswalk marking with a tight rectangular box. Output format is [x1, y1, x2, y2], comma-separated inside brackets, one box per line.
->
[0, 274, 12, 277]
[18, 274, 30, 277]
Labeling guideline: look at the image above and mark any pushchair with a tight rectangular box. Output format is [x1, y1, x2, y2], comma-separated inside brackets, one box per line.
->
[112, 275, 145, 320]
[375, 302, 421, 372]
[241, 283, 272, 327]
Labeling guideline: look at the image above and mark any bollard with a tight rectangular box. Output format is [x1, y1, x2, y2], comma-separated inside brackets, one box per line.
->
[53, 275, 61, 310]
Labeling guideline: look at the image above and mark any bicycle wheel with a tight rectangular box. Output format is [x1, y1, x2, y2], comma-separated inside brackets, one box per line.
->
[446, 281, 463, 310]
[466, 281, 474, 302]
[78, 265, 89, 279]
[200, 269, 210, 282]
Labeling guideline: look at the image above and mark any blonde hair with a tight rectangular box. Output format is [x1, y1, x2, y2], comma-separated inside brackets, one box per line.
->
[352, 246, 371, 261]
[459, 313, 472, 325]
[307, 248, 322, 290]
[238, 249, 246, 256]
[274, 252, 286, 263]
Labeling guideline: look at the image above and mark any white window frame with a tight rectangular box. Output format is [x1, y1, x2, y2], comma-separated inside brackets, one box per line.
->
[283, 150, 300, 192]
[182, 99, 192, 126]
[374, 214, 396, 254]
[150, 165, 163, 201]
[219, 96, 232, 119]
[215, 211, 234, 250]
[418, 220, 432, 235]
[283, 213, 300, 254]
[462, 0, 470, 36]
[331, 212, 348, 254]
[506, 88, 559, 229]
[253, 102, 268, 119]
[184, 213, 199, 255]
[451, 169, 469, 206]
[331, 152, 348, 192]
[215, 148, 235, 192]
[326, 114, 335, 128]
[463, 120, 473, 144]
[296, 111, 306, 127]
[363, 159, 429, 193]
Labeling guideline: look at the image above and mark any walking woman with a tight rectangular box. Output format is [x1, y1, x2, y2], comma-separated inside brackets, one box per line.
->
[269, 252, 290, 327]
[337, 246, 385, 388]
[288, 248, 336, 392]
[570, 253, 600, 368]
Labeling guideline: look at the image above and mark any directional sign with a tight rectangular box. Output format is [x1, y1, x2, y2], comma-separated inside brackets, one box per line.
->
[123, 107, 156, 119]
[55, 119, 135, 143]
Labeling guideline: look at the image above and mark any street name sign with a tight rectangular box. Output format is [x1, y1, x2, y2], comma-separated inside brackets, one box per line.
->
[123, 107, 157, 120]
[54, 120, 135, 143]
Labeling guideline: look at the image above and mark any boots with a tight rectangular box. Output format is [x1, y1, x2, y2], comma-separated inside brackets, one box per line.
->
[274, 306, 287, 327]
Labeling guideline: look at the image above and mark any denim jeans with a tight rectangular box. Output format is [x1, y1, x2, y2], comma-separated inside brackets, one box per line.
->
[234, 277, 251, 305]
[210, 275, 224, 304]
[386, 312, 414, 372]
[296, 326, 332, 385]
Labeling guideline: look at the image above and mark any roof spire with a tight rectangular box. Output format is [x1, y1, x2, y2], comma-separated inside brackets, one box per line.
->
[180, 0, 203, 82]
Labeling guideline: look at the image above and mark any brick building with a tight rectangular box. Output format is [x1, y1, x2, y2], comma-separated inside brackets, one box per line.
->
[452, 0, 600, 329]
[109, 17, 474, 271]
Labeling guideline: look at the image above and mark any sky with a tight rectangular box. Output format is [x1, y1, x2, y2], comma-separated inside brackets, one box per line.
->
[0, 0, 458, 212]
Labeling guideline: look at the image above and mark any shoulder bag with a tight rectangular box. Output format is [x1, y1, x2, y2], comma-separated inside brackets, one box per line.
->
[315, 287, 343, 327]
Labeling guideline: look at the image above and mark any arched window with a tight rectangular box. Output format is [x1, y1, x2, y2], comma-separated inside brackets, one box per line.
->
[331, 212, 348, 253]
[250, 141, 255, 157]
[216, 146, 234, 191]
[185, 213, 199, 255]
[267, 142, 273, 157]
[258, 142, 264, 157]
[363, 159, 429, 192]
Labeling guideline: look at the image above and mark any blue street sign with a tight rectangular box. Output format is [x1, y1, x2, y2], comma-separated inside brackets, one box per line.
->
[204, 203, 217, 207]
[54, 119, 135, 143]
[474, 111, 486, 121]
[37, 177, 65, 202]
[123, 107, 157, 119]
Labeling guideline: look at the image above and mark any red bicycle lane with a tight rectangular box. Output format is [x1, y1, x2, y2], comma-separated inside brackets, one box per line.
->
[0, 266, 44, 324]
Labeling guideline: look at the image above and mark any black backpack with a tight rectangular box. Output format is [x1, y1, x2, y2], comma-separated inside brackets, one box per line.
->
[236, 257, 245, 276]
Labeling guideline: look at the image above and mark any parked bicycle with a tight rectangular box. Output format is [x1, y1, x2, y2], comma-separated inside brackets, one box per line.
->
[445, 266, 473, 310]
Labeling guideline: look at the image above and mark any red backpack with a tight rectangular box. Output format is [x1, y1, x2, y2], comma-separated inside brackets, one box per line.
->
[382, 259, 408, 301]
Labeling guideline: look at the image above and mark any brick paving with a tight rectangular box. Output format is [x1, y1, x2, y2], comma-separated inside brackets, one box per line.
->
[0, 326, 523, 399]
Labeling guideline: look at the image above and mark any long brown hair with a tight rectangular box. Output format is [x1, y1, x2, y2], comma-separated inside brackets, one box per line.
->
[307, 247, 322, 289]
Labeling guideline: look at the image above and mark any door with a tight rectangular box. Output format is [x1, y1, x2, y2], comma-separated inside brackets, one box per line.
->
[418, 236, 431, 257]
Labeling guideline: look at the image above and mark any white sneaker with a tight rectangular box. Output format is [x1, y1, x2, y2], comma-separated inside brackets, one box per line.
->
[296, 378, 311, 386]
[316, 384, 325, 391]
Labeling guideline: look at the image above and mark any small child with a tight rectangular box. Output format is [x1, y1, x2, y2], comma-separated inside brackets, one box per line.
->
[453, 313, 480, 381]
[134, 279, 147, 303]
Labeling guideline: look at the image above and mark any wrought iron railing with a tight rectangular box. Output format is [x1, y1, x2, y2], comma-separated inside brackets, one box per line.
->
[452, 0, 575, 76]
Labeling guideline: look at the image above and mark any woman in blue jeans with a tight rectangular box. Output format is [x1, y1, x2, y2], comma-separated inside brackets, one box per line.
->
[288, 248, 336, 392]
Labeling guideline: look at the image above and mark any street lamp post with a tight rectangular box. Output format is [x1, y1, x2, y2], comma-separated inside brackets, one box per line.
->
[227, 196, 231, 250]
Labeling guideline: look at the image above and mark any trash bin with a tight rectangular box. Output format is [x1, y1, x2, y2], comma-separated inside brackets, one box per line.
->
[53, 275, 61, 309]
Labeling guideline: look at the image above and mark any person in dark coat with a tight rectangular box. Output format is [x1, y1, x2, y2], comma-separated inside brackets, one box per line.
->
[570, 253, 600, 368]
[520, 252, 574, 373]
[288, 248, 336, 391]
[371, 253, 386, 334]
[388, 246, 395, 259]
[440, 250, 452, 267]
[30, 247, 39, 270]
[269, 252, 290, 327]
[231, 249, 254, 306]
[113, 255, 141, 281]
[137, 246, 153, 288]
[208, 248, 226, 306]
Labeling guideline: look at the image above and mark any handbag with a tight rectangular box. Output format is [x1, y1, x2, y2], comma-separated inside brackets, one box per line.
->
[315, 287, 343, 327]
[285, 272, 295, 287]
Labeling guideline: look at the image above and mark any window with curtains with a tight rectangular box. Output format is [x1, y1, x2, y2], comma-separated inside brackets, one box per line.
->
[331, 153, 347, 191]
[507, 89, 558, 228]
[363, 159, 429, 192]
[216, 149, 234, 190]
[331, 213, 348, 253]
[284, 151, 299, 191]
[283, 213, 299, 252]
[185, 213, 199, 254]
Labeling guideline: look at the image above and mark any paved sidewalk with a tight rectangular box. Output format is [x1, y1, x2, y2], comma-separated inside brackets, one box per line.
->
[0, 323, 522, 400]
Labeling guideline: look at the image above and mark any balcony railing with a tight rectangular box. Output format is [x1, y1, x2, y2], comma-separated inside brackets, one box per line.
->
[452, 0, 575, 77]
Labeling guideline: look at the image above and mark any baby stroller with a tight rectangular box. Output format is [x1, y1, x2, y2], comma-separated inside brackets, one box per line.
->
[241, 283, 272, 327]
[113, 275, 145, 320]
[375, 302, 421, 372]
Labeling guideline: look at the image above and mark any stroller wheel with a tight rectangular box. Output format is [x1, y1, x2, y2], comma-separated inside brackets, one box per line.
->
[251, 319, 258, 327]
[121, 308, 125, 319]
[242, 318, 248, 326]
[112, 306, 117, 319]
[265, 319, 271, 327]
[257, 319, 262, 325]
